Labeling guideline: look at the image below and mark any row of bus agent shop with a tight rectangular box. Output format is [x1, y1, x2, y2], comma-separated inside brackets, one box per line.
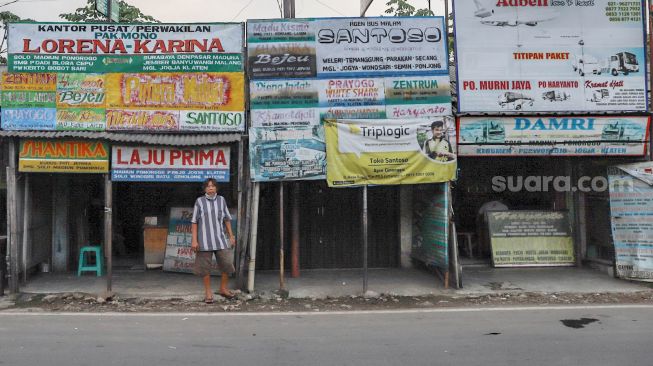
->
[0, 130, 645, 296]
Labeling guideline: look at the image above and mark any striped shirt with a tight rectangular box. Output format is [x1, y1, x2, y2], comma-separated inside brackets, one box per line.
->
[191, 194, 232, 251]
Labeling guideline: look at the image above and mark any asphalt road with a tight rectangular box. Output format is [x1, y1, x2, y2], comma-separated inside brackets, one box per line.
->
[0, 305, 651, 366]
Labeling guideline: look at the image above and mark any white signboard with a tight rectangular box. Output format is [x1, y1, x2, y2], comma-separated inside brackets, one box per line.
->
[111, 145, 230, 182]
[609, 162, 653, 281]
[453, 0, 648, 112]
[458, 116, 650, 156]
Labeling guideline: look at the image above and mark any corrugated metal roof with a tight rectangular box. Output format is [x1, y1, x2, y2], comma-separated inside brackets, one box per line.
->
[0, 131, 243, 146]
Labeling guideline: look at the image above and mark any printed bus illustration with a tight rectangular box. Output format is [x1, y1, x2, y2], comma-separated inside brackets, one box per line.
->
[460, 120, 506, 143]
[571, 55, 601, 76]
[588, 89, 609, 103]
[601, 120, 645, 142]
[498, 92, 534, 110]
[601, 52, 639, 76]
[542, 91, 570, 102]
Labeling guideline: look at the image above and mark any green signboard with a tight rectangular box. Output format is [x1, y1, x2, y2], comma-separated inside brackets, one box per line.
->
[488, 211, 575, 267]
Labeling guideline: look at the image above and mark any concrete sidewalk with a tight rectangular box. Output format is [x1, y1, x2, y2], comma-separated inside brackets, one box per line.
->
[17, 265, 651, 299]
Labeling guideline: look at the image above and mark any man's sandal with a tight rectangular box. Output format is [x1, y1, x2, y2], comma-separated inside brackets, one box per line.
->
[204, 297, 214, 304]
[218, 291, 236, 299]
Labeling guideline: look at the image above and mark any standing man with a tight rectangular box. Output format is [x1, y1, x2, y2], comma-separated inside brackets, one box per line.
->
[423, 120, 456, 162]
[191, 178, 236, 303]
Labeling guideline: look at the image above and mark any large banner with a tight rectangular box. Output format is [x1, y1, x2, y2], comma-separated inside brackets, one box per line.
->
[453, 0, 648, 112]
[105, 72, 245, 132]
[8, 23, 243, 73]
[247, 17, 451, 182]
[458, 116, 650, 156]
[247, 17, 447, 79]
[18, 139, 109, 173]
[2, 73, 106, 131]
[487, 211, 575, 267]
[608, 162, 653, 281]
[111, 145, 230, 182]
[325, 118, 457, 187]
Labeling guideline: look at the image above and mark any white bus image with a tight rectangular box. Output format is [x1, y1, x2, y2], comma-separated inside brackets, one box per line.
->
[601, 52, 639, 76]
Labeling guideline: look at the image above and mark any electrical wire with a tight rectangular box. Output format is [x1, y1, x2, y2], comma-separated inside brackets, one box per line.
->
[275, 0, 283, 17]
[312, 0, 345, 16]
[230, 0, 255, 21]
[0, 0, 19, 8]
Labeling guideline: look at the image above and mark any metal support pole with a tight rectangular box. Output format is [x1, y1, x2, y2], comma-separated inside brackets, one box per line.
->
[106, 0, 112, 22]
[21, 174, 29, 284]
[291, 182, 300, 278]
[362, 185, 369, 293]
[283, 0, 295, 18]
[247, 183, 261, 292]
[279, 182, 285, 291]
[104, 174, 113, 294]
[7, 140, 18, 294]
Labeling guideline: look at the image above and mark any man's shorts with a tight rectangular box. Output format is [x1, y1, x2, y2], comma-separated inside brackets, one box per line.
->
[193, 249, 235, 276]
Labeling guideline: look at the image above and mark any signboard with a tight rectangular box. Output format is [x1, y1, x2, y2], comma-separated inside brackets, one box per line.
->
[95, 0, 109, 16]
[608, 162, 653, 281]
[411, 183, 449, 270]
[105, 72, 245, 132]
[487, 211, 575, 267]
[111, 145, 230, 182]
[110, 0, 120, 22]
[18, 139, 109, 173]
[453, 0, 648, 112]
[458, 116, 650, 156]
[250, 76, 451, 125]
[247, 17, 451, 182]
[2, 73, 107, 131]
[8, 22, 244, 73]
[1, 71, 245, 132]
[247, 17, 448, 79]
[163, 207, 220, 274]
[249, 127, 326, 181]
[325, 118, 457, 187]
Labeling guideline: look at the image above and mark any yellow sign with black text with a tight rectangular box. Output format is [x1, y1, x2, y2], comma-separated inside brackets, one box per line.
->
[325, 118, 457, 187]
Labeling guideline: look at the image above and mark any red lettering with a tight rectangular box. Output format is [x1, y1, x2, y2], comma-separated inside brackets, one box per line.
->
[215, 150, 226, 166]
[169, 40, 184, 53]
[23, 39, 40, 53]
[78, 142, 92, 158]
[134, 40, 151, 54]
[182, 151, 193, 166]
[208, 38, 225, 53]
[59, 39, 74, 53]
[117, 148, 128, 164]
[129, 149, 141, 164]
[43, 40, 58, 53]
[170, 150, 181, 165]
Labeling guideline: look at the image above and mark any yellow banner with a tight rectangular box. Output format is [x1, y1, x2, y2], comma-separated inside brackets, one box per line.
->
[19, 159, 109, 173]
[18, 139, 109, 173]
[2, 73, 56, 91]
[105, 72, 244, 111]
[325, 119, 457, 187]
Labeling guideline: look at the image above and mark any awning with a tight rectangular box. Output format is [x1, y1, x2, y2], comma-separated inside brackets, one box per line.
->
[0, 131, 243, 146]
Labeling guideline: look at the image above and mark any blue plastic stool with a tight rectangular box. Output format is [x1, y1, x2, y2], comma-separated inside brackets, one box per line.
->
[77, 246, 103, 276]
